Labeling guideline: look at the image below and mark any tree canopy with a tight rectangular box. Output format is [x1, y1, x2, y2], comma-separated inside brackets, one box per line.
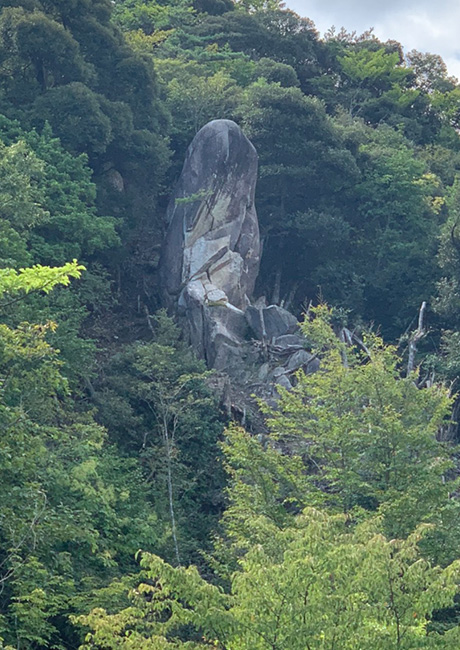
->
[2, 0, 460, 646]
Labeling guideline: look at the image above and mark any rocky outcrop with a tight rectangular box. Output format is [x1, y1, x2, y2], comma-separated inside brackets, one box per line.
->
[160, 119, 317, 401]
[160, 119, 260, 370]
[246, 305, 298, 340]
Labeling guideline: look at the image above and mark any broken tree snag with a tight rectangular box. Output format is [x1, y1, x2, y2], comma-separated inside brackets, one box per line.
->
[407, 301, 427, 376]
[338, 327, 354, 368]
[351, 332, 371, 359]
[272, 267, 282, 306]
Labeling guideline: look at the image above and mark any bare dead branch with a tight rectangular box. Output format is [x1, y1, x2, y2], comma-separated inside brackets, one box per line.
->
[407, 302, 427, 375]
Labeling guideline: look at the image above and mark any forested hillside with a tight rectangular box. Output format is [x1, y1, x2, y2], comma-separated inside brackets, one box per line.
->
[2, 0, 460, 646]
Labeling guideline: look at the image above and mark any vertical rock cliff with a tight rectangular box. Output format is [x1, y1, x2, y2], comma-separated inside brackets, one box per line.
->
[160, 119, 316, 398]
[160, 119, 260, 370]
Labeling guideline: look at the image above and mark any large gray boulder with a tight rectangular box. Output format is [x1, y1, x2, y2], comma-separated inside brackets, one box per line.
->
[246, 304, 298, 341]
[159, 119, 323, 399]
[160, 119, 260, 370]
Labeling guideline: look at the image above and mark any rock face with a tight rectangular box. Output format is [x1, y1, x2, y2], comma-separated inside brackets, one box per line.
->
[160, 119, 318, 403]
[160, 119, 260, 369]
[246, 305, 298, 340]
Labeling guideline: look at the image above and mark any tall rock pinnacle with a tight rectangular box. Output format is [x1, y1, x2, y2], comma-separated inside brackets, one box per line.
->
[160, 119, 260, 369]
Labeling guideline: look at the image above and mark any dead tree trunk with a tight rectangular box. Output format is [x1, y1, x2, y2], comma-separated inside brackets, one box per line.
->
[272, 268, 282, 306]
[407, 301, 426, 376]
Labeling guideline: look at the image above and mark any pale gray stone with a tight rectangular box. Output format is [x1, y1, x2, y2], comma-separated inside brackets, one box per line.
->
[160, 119, 259, 309]
[285, 349, 317, 373]
[275, 374, 292, 391]
[273, 334, 306, 352]
[160, 120, 259, 366]
[159, 120, 321, 405]
[246, 304, 298, 340]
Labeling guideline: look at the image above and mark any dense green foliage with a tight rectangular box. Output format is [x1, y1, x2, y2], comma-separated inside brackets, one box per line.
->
[0, 270, 223, 647]
[75, 309, 460, 648]
[107, 0, 460, 335]
[3, 0, 460, 646]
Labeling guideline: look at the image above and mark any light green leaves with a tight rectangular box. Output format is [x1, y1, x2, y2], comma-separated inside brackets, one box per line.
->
[0, 260, 85, 301]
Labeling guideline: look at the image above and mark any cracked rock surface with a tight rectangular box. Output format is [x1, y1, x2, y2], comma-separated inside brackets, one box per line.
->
[160, 119, 317, 412]
[160, 119, 260, 369]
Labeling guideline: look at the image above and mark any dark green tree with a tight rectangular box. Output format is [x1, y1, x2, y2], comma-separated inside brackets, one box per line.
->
[239, 79, 359, 307]
[93, 311, 226, 566]
[75, 308, 460, 649]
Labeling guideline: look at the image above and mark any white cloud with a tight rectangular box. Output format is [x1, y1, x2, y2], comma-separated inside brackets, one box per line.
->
[287, 0, 460, 79]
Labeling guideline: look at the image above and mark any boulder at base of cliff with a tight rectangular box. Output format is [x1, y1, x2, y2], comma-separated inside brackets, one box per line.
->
[246, 304, 299, 341]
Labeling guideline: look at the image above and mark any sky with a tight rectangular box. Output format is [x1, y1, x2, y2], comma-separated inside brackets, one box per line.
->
[287, 0, 460, 79]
